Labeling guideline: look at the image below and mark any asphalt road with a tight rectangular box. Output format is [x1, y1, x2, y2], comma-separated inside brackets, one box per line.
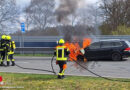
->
[0, 56, 130, 79]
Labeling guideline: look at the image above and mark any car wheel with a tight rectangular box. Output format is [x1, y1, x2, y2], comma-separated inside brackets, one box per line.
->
[77, 55, 84, 62]
[112, 52, 122, 61]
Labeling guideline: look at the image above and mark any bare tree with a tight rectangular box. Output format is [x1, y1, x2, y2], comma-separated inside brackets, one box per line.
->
[24, 12, 33, 31]
[69, 13, 78, 26]
[77, 7, 93, 26]
[69, 4, 102, 35]
[0, 0, 18, 34]
[100, 0, 130, 33]
[25, 0, 55, 31]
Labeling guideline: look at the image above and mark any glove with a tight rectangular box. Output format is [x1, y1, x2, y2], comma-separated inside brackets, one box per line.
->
[56, 61, 58, 65]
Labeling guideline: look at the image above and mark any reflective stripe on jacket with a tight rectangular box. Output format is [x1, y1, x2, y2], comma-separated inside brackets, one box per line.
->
[56, 45, 69, 61]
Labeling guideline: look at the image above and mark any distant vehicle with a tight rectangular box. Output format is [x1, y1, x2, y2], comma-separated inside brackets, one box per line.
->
[82, 39, 130, 61]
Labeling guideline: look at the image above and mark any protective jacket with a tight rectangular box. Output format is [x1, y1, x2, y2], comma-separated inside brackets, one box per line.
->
[0, 39, 6, 51]
[0, 40, 4, 51]
[8, 41, 16, 54]
[55, 45, 70, 61]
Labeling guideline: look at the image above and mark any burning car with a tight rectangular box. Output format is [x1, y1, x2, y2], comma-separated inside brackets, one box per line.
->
[65, 38, 91, 62]
[83, 39, 130, 61]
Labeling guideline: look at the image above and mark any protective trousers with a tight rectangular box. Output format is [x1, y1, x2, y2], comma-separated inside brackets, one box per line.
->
[0, 52, 6, 65]
[0, 52, 11, 66]
[8, 54, 15, 66]
[58, 61, 67, 79]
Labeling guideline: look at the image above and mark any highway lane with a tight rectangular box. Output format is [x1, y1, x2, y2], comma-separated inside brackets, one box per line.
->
[0, 56, 130, 79]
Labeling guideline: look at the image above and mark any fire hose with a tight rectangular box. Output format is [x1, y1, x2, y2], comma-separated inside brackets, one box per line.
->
[15, 55, 56, 74]
[71, 58, 130, 82]
[9, 55, 130, 82]
[50, 55, 130, 82]
[0, 46, 56, 74]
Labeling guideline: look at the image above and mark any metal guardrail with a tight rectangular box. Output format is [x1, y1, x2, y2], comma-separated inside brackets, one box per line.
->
[15, 47, 55, 54]
[7, 35, 130, 42]
[2, 35, 130, 54]
[10, 35, 130, 48]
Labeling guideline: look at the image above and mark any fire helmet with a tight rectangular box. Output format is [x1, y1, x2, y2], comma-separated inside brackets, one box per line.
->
[59, 39, 65, 44]
[6, 35, 11, 40]
[1, 35, 6, 40]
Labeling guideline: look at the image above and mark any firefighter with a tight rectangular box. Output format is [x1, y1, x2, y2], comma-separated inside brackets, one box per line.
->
[54, 39, 70, 79]
[6, 35, 16, 66]
[0, 35, 7, 66]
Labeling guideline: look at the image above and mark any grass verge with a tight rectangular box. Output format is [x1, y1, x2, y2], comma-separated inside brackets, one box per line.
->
[0, 72, 130, 90]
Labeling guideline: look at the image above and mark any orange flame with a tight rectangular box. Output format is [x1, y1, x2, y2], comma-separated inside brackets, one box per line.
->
[65, 38, 91, 62]
[83, 38, 91, 48]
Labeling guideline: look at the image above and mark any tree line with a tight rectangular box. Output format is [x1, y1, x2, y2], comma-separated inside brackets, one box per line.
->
[0, 0, 130, 35]
[100, 0, 130, 35]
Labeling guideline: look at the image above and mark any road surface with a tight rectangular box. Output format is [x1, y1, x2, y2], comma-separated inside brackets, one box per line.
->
[0, 56, 130, 79]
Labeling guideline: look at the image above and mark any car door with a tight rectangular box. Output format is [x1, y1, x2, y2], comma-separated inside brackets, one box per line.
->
[100, 41, 113, 58]
[84, 42, 101, 59]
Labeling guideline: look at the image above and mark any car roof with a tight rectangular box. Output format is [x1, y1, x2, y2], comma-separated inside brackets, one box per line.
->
[92, 39, 129, 43]
[100, 39, 121, 41]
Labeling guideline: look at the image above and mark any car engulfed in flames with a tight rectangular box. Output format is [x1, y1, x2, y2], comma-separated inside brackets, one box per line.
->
[65, 38, 91, 62]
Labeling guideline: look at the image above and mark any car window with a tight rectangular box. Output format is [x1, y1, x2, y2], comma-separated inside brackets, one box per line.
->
[125, 41, 130, 47]
[89, 42, 101, 49]
[101, 41, 112, 48]
[112, 41, 122, 47]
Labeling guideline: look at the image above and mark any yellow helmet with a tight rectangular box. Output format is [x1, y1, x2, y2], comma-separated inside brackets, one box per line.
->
[1, 35, 6, 40]
[6, 35, 11, 40]
[59, 39, 65, 44]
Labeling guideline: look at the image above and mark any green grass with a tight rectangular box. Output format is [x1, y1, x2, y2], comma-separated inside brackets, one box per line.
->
[0, 72, 130, 90]
[14, 54, 53, 57]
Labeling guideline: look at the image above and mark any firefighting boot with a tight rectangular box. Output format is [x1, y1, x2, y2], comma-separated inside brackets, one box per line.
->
[7, 61, 10, 66]
[0, 62, 3, 66]
[62, 75, 66, 79]
[57, 75, 62, 79]
[0, 62, 5, 66]
[11, 61, 15, 66]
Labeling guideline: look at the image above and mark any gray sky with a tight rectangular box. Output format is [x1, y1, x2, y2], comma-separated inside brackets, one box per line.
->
[16, 0, 31, 8]
[16, 0, 98, 8]
[86, 0, 99, 3]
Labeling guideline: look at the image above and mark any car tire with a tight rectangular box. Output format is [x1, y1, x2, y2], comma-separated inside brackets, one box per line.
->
[77, 55, 84, 62]
[112, 52, 122, 61]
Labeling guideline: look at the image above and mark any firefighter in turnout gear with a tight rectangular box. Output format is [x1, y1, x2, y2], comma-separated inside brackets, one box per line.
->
[6, 35, 16, 66]
[5, 35, 11, 66]
[0, 35, 6, 66]
[54, 39, 70, 79]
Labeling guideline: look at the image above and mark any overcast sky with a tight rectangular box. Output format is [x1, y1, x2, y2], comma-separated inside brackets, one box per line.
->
[16, 0, 31, 8]
[16, 0, 98, 8]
